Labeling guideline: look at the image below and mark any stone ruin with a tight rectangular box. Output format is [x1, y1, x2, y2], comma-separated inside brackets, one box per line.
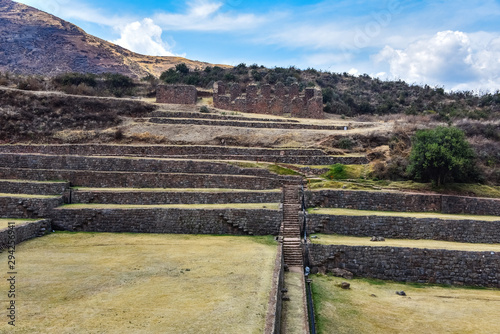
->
[213, 81, 324, 119]
[156, 84, 197, 104]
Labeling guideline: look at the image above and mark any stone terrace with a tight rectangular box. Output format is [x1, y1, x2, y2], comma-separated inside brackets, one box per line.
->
[305, 189, 500, 287]
[0, 144, 369, 165]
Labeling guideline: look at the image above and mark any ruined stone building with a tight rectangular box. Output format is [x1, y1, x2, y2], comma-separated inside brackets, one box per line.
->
[213, 81, 324, 119]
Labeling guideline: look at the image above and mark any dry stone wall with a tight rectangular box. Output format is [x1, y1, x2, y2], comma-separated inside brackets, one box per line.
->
[51, 208, 282, 235]
[0, 153, 267, 176]
[307, 190, 442, 212]
[309, 244, 500, 287]
[0, 168, 285, 190]
[305, 214, 500, 243]
[0, 197, 63, 219]
[213, 82, 325, 119]
[149, 117, 346, 130]
[307, 190, 500, 216]
[0, 144, 365, 165]
[0, 220, 50, 250]
[72, 190, 282, 205]
[442, 195, 500, 216]
[156, 85, 197, 104]
[0, 180, 69, 195]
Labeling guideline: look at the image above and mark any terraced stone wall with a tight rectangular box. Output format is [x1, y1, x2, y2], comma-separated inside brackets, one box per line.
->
[149, 117, 343, 130]
[0, 153, 262, 175]
[309, 244, 500, 287]
[72, 190, 282, 205]
[51, 208, 282, 235]
[0, 180, 69, 195]
[305, 214, 500, 243]
[307, 190, 500, 216]
[442, 195, 500, 216]
[0, 197, 63, 219]
[156, 85, 197, 104]
[0, 145, 365, 165]
[0, 220, 50, 250]
[0, 168, 285, 190]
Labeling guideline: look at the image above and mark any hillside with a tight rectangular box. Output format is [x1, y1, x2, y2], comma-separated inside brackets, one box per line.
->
[0, 0, 225, 78]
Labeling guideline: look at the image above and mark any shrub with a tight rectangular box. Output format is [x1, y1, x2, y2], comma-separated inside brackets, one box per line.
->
[199, 106, 210, 113]
[324, 163, 348, 179]
[407, 126, 479, 185]
[175, 63, 189, 74]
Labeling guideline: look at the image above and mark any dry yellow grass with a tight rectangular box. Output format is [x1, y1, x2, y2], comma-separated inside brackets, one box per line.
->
[312, 275, 500, 334]
[0, 233, 278, 333]
[0, 218, 38, 230]
[311, 234, 500, 252]
[59, 203, 280, 210]
[309, 208, 500, 222]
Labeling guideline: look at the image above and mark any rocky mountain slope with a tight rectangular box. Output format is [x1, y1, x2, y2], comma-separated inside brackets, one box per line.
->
[0, 0, 223, 78]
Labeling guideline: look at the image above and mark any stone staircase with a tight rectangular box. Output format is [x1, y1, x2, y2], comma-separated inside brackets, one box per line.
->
[282, 184, 303, 267]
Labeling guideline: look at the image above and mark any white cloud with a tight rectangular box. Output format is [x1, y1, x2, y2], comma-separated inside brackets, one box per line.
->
[374, 31, 500, 91]
[112, 19, 177, 56]
[153, 0, 267, 31]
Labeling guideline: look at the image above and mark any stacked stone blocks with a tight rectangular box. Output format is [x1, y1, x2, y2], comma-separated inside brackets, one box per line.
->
[213, 82, 324, 119]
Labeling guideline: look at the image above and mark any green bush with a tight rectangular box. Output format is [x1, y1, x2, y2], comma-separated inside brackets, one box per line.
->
[324, 163, 348, 180]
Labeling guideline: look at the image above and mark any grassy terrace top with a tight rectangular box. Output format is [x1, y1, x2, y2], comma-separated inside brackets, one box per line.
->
[59, 203, 281, 210]
[0, 218, 40, 230]
[308, 208, 500, 222]
[0, 233, 277, 333]
[311, 234, 500, 252]
[0, 192, 60, 199]
[73, 187, 281, 193]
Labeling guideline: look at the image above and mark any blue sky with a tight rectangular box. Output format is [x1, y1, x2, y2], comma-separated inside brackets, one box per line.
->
[18, 0, 500, 92]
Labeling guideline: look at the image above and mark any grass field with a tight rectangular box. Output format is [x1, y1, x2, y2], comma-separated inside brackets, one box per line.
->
[308, 207, 500, 222]
[0, 233, 278, 333]
[312, 275, 500, 334]
[311, 234, 500, 252]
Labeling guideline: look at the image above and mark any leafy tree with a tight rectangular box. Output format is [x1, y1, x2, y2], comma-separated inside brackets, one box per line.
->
[407, 126, 478, 186]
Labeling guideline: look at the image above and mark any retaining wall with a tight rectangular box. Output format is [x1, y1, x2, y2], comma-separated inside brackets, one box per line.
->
[51, 208, 282, 235]
[0, 180, 69, 195]
[0, 144, 328, 157]
[264, 243, 285, 334]
[307, 190, 500, 216]
[0, 145, 365, 165]
[309, 244, 500, 287]
[306, 214, 500, 243]
[0, 196, 63, 218]
[0, 153, 275, 176]
[306, 190, 442, 212]
[442, 195, 500, 216]
[0, 220, 50, 250]
[150, 111, 299, 123]
[0, 168, 287, 190]
[72, 190, 282, 205]
[149, 117, 353, 130]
